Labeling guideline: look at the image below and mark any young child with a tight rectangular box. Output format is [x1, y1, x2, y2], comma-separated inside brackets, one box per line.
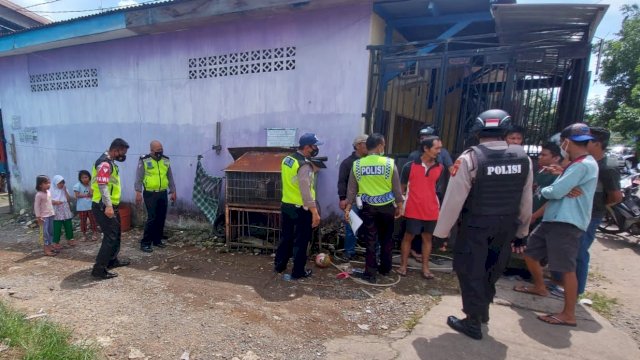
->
[51, 175, 76, 248]
[73, 170, 99, 240]
[34, 175, 56, 256]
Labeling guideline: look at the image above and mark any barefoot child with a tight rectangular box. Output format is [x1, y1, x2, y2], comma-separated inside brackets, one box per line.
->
[34, 175, 56, 256]
[51, 175, 76, 248]
[73, 170, 99, 240]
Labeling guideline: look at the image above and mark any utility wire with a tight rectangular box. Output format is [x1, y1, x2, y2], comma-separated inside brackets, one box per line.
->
[16, 0, 165, 14]
[12, 0, 61, 11]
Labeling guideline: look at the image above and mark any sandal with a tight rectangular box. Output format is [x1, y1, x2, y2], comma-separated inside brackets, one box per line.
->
[422, 272, 435, 280]
[537, 314, 577, 327]
[395, 268, 407, 277]
[513, 285, 548, 297]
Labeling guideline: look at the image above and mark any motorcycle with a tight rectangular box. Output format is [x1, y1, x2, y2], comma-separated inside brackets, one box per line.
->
[598, 172, 640, 235]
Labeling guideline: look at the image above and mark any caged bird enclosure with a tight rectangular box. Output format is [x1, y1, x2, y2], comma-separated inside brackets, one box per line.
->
[224, 149, 288, 252]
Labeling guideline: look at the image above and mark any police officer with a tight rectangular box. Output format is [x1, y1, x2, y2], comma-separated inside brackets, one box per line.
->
[345, 133, 404, 284]
[433, 109, 533, 340]
[91, 138, 131, 279]
[135, 140, 177, 253]
[274, 133, 322, 279]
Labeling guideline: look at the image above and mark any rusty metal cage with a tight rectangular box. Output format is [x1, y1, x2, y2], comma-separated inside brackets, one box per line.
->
[224, 149, 290, 251]
[226, 171, 281, 206]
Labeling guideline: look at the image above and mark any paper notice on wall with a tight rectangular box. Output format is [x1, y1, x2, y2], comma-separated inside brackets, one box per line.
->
[349, 209, 363, 234]
[266, 128, 296, 147]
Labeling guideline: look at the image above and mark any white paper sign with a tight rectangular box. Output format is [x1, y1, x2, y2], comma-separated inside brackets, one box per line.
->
[266, 128, 297, 147]
[349, 209, 363, 234]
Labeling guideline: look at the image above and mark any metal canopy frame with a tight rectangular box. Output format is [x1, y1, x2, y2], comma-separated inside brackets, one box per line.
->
[364, 33, 592, 155]
[367, 1, 607, 155]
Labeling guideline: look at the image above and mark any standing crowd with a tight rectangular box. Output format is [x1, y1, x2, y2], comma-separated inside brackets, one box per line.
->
[275, 108, 621, 340]
[32, 109, 622, 339]
[33, 138, 177, 279]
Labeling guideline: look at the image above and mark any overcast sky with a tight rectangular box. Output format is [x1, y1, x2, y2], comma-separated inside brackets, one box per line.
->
[11, 0, 631, 99]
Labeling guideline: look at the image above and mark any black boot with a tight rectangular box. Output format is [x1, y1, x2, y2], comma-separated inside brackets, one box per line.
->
[91, 267, 118, 280]
[447, 315, 483, 340]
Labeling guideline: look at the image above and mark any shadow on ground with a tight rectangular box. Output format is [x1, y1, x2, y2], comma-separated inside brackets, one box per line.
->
[597, 232, 640, 255]
[0, 213, 459, 303]
[413, 333, 508, 360]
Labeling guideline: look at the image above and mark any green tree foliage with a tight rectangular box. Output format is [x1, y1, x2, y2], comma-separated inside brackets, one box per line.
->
[598, 4, 640, 147]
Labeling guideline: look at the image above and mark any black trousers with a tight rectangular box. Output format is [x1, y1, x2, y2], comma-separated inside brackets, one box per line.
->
[141, 190, 168, 247]
[274, 203, 312, 278]
[360, 203, 395, 277]
[453, 214, 518, 317]
[93, 202, 121, 270]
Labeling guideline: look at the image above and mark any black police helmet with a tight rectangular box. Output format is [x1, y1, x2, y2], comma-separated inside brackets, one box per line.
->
[549, 132, 562, 146]
[471, 109, 512, 137]
[418, 125, 437, 137]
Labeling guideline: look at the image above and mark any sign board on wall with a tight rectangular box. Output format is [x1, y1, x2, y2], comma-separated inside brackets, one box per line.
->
[266, 128, 297, 147]
[11, 115, 21, 130]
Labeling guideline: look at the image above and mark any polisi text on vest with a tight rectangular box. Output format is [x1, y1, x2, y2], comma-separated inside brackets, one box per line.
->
[361, 165, 386, 175]
[486, 164, 522, 176]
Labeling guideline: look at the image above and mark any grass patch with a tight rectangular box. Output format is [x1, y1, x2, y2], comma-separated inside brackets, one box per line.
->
[403, 310, 425, 331]
[587, 269, 606, 283]
[0, 301, 98, 360]
[582, 291, 619, 319]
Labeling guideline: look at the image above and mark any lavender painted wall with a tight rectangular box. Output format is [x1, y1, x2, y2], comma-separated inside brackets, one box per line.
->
[0, 3, 373, 217]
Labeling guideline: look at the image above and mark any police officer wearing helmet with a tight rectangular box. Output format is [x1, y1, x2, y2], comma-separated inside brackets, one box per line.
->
[91, 138, 131, 279]
[274, 133, 322, 279]
[345, 133, 404, 284]
[135, 140, 177, 253]
[433, 109, 533, 340]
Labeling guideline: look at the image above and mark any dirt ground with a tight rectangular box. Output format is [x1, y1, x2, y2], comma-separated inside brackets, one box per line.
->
[0, 213, 456, 359]
[587, 231, 640, 347]
[1, 208, 639, 359]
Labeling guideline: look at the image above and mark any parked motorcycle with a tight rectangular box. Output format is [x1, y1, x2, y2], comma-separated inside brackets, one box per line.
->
[598, 173, 640, 235]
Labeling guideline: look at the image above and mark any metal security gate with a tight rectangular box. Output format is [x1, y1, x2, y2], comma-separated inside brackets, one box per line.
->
[364, 33, 591, 155]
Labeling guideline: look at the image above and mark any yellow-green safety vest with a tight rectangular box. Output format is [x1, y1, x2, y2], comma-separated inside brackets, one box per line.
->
[353, 154, 395, 206]
[141, 155, 170, 191]
[91, 154, 121, 206]
[281, 153, 316, 206]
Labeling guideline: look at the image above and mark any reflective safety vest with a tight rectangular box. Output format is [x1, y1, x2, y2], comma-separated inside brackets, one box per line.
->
[91, 153, 121, 206]
[353, 154, 395, 206]
[281, 152, 316, 206]
[140, 154, 170, 191]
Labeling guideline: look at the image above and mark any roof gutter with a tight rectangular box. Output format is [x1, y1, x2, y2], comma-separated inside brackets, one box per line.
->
[0, 0, 366, 58]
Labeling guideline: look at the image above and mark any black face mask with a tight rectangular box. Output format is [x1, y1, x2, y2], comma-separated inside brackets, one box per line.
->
[116, 155, 126, 162]
[310, 146, 319, 157]
[154, 151, 163, 159]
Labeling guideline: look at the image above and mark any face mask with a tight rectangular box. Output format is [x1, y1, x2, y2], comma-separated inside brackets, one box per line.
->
[560, 141, 569, 160]
[310, 146, 319, 157]
[154, 151, 163, 159]
[116, 154, 127, 162]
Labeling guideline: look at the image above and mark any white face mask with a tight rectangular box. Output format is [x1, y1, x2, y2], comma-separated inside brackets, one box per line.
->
[560, 140, 569, 160]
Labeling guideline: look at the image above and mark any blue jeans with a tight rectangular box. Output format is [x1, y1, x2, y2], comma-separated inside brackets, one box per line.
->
[343, 208, 360, 257]
[551, 216, 602, 295]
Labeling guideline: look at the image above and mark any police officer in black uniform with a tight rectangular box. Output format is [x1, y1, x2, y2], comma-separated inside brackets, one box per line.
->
[433, 109, 533, 340]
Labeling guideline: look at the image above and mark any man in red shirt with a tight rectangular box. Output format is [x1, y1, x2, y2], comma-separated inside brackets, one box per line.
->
[398, 135, 443, 279]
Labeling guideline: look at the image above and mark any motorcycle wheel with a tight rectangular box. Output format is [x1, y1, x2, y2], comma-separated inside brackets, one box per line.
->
[598, 208, 624, 234]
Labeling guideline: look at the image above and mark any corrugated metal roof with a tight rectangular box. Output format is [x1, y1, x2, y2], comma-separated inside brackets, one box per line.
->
[0, 0, 178, 37]
[224, 151, 290, 173]
[492, 4, 608, 45]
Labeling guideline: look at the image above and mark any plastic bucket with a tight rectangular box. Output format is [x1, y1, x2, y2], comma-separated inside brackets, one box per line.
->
[118, 203, 132, 232]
